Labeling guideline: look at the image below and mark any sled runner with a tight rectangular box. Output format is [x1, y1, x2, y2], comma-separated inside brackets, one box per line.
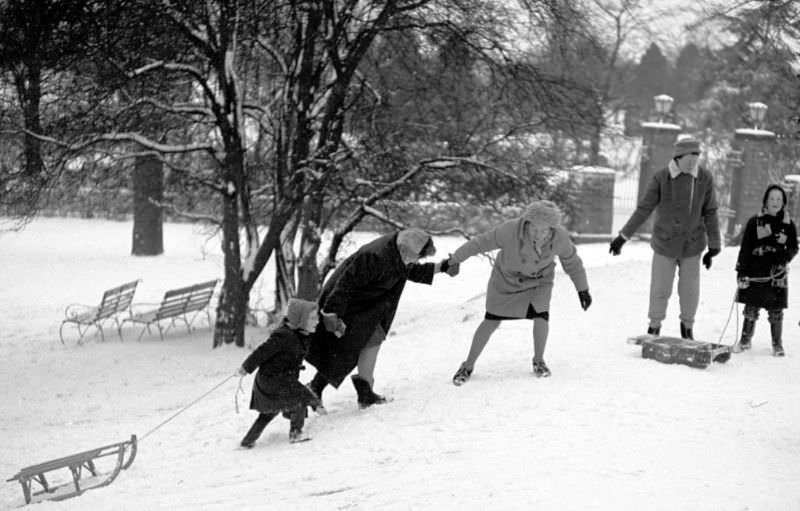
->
[627, 334, 731, 369]
[6, 435, 137, 506]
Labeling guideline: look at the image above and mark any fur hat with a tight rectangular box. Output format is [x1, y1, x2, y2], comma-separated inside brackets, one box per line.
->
[397, 228, 433, 262]
[284, 298, 318, 330]
[673, 137, 701, 159]
[524, 200, 563, 228]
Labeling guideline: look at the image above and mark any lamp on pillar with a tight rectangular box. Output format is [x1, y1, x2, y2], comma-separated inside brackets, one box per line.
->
[747, 101, 768, 130]
[637, 95, 681, 236]
[654, 94, 674, 123]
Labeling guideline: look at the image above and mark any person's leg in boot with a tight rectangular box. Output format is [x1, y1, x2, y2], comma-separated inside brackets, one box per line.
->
[648, 254, 677, 336]
[768, 309, 785, 357]
[735, 305, 759, 352]
[677, 254, 701, 340]
[288, 405, 310, 443]
[531, 315, 551, 377]
[453, 318, 500, 385]
[241, 412, 277, 448]
[306, 372, 328, 411]
[352, 341, 387, 408]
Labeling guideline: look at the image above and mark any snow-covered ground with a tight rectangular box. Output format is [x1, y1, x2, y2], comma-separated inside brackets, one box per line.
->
[1, 217, 798, 510]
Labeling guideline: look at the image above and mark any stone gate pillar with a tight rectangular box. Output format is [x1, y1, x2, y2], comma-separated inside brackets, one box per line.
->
[727, 102, 777, 239]
[638, 120, 681, 234]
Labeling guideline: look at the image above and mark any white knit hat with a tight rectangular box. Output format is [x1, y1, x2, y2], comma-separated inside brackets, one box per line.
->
[524, 200, 563, 228]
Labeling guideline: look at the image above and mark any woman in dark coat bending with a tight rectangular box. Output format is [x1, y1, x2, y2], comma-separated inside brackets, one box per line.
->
[237, 298, 321, 447]
[306, 228, 457, 408]
[735, 184, 798, 356]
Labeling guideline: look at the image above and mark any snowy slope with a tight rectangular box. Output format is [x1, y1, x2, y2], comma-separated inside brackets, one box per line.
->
[1, 218, 798, 510]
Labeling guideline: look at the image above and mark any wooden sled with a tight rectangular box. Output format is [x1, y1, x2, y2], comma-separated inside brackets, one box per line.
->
[628, 334, 732, 369]
[6, 435, 137, 506]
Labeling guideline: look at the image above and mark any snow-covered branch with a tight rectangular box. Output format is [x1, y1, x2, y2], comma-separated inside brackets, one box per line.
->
[125, 98, 214, 118]
[21, 129, 216, 155]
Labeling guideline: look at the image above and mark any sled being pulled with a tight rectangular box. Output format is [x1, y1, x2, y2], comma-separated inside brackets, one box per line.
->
[6, 435, 137, 506]
[628, 334, 731, 369]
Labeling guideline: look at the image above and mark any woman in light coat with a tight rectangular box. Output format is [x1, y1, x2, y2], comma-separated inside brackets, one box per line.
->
[445, 200, 591, 383]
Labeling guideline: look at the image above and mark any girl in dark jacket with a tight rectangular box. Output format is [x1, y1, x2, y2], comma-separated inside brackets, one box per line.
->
[734, 184, 798, 356]
[237, 298, 321, 447]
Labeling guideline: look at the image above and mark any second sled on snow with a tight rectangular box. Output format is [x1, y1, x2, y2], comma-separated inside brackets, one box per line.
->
[6, 435, 137, 506]
[627, 334, 731, 369]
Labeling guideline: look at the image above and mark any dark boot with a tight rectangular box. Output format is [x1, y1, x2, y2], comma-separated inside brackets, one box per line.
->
[736, 318, 755, 352]
[680, 323, 694, 340]
[287, 405, 311, 443]
[647, 325, 660, 336]
[241, 412, 277, 448]
[351, 375, 388, 409]
[769, 310, 785, 357]
[306, 372, 328, 411]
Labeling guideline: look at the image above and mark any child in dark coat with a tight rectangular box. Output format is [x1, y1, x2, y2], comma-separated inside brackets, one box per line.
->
[734, 184, 798, 356]
[237, 298, 322, 447]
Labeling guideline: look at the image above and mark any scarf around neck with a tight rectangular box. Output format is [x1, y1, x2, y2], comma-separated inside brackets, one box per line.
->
[668, 159, 698, 179]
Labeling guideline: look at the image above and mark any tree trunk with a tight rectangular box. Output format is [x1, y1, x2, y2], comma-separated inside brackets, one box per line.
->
[213, 190, 247, 347]
[131, 154, 164, 256]
[589, 127, 602, 166]
[274, 247, 295, 313]
[11, 64, 45, 217]
[296, 198, 324, 300]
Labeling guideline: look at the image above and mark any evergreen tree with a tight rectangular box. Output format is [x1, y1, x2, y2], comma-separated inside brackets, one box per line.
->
[625, 43, 673, 134]
[673, 43, 703, 105]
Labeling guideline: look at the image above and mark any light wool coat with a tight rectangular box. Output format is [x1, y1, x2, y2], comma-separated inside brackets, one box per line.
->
[450, 219, 588, 316]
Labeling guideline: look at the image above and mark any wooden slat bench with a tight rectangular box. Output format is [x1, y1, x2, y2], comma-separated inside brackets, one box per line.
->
[121, 279, 219, 340]
[6, 435, 137, 505]
[59, 280, 141, 345]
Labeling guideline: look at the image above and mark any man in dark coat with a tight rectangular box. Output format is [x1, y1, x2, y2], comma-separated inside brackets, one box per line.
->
[306, 228, 458, 408]
[734, 184, 798, 356]
[237, 298, 321, 447]
[609, 136, 721, 340]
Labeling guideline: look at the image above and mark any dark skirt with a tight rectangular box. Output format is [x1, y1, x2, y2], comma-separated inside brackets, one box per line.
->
[485, 303, 549, 321]
[306, 317, 388, 388]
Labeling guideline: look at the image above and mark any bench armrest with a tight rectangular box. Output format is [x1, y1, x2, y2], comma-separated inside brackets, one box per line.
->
[64, 303, 96, 320]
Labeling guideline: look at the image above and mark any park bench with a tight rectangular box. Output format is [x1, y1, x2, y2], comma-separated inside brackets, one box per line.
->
[121, 279, 219, 340]
[59, 279, 141, 345]
[6, 435, 137, 505]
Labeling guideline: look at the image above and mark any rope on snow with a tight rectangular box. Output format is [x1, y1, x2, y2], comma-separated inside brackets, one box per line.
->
[139, 374, 237, 442]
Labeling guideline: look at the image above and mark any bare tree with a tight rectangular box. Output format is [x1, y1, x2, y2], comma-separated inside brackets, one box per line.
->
[3, 0, 604, 349]
[0, 0, 98, 220]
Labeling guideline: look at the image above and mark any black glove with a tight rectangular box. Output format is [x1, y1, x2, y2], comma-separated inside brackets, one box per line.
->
[440, 257, 460, 277]
[609, 235, 626, 256]
[702, 248, 720, 269]
[578, 289, 592, 311]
